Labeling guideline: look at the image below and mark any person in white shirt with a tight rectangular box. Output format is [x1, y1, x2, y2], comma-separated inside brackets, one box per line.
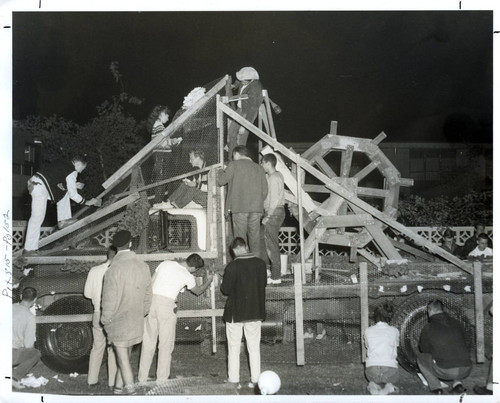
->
[83, 246, 118, 388]
[467, 233, 493, 258]
[138, 254, 214, 383]
[12, 287, 41, 390]
[363, 302, 400, 395]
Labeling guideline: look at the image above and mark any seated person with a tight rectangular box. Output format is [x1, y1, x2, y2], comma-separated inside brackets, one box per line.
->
[440, 228, 459, 256]
[467, 233, 493, 258]
[459, 223, 492, 258]
[12, 287, 41, 389]
[363, 302, 400, 395]
[167, 150, 207, 208]
[417, 300, 472, 395]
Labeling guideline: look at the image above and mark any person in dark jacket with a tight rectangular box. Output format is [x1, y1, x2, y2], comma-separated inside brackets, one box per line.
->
[217, 145, 268, 259]
[417, 300, 472, 394]
[227, 66, 264, 157]
[221, 237, 267, 388]
[24, 155, 99, 255]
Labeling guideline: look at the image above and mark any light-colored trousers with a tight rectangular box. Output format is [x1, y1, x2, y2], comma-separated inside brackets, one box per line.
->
[25, 177, 72, 251]
[138, 295, 177, 382]
[226, 320, 262, 383]
[87, 312, 117, 386]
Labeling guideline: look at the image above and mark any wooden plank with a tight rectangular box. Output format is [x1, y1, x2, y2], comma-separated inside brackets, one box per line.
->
[302, 184, 330, 193]
[349, 246, 357, 262]
[357, 187, 390, 199]
[317, 214, 374, 229]
[389, 238, 435, 262]
[371, 132, 387, 145]
[330, 121, 338, 136]
[340, 145, 354, 178]
[103, 75, 229, 190]
[295, 167, 306, 365]
[357, 248, 380, 267]
[400, 177, 414, 187]
[38, 193, 140, 249]
[303, 226, 326, 260]
[473, 261, 485, 363]
[217, 102, 471, 273]
[353, 160, 380, 182]
[301, 137, 329, 162]
[365, 224, 402, 260]
[315, 156, 337, 178]
[360, 262, 369, 362]
[297, 167, 307, 285]
[262, 89, 277, 139]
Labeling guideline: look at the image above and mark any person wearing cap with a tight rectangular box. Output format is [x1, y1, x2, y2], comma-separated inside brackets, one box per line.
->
[23, 155, 99, 256]
[227, 66, 264, 158]
[101, 230, 152, 395]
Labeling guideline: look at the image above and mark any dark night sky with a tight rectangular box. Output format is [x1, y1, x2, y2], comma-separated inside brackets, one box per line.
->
[12, 10, 493, 144]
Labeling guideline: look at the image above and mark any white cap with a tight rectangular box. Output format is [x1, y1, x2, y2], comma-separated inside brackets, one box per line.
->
[236, 66, 259, 81]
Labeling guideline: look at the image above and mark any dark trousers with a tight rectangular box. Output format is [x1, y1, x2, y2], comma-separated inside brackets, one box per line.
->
[169, 183, 207, 208]
[264, 207, 285, 279]
[12, 347, 41, 380]
[417, 352, 472, 391]
[153, 152, 170, 203]
[232, 212, 263, 259]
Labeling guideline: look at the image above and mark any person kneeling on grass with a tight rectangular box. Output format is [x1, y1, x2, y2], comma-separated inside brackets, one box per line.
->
[363, 302, 400, 395]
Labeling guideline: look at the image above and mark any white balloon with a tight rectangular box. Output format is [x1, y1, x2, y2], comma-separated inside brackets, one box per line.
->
[258, 370, 281, 395]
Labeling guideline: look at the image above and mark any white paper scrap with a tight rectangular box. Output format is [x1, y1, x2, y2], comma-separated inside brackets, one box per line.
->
[400, 285, 407, 293]
[443, 285, 451, 291]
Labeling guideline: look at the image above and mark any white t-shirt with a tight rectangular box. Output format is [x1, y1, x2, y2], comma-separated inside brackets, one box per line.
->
[152, 260, 196, 300]
[364, 322, 399, 368]
[468, 246, 493, 257]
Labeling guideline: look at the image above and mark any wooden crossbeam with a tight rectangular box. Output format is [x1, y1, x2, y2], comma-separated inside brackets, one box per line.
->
[365, 224, 402, 260]
[371, 132, 387, 145]
[330, 121, 338, 135]
[389, 238, 435, 262]
[301, 135, 331, 161]
[340, 145, 354, 177]
[262, 89, 277, 139]
[353, 160, 380, 182]
[102, 76, 229, 191]
[400, 178, 414, 187]
[38, 193, 140, 249]
[315, 156, 337, 178]
[302, 184, 329, 193]
[317, 214, 375, 229]
[217, 101, 471, 273]
[357, 187, 390, 199]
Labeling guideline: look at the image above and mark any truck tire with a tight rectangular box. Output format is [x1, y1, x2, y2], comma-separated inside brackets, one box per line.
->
[37, 296, 94, 374]
[390, 291, 474, 374]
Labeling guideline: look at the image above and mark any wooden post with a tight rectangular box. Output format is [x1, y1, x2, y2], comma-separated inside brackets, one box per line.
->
[473, 261, 485, 363]
[295, 158, 306, 366]
[210, 276, 217, 354]
[360, 262, 369, 362]
[297, 164, 307, 285]
[314, 229, 320, 285]
[216, 97, 228, 266]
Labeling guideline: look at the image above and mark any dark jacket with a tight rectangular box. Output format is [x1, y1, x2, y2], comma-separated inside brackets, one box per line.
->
[35, 160, 77, 203]
[220, 253, 267, 323]
[419, 312, 472, 369]
[217, 158, 268, 214]
[233, 79, 264, 124]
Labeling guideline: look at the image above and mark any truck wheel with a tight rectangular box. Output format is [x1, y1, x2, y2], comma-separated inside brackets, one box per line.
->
[37, 296, 94, 374]
[390, 291, 474, 374]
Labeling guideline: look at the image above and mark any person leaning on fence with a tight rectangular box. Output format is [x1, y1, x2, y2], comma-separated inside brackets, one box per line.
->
[227, 66, 264, 158]
[217, 145, 268, 260]
[23, 155, 99, 256]
[363, 302, 400, 395]
[221, 237, 267, 389]
[261, 153, 285, 285]
[440, 228, 459, 256]
[166, 150, 208, 209]
[138, 253, 213, 383]
[100, 230, 152, 395]
[12, 287, 41, 390]
[416, 299, 472, 395]
[84, 246, 118, 389]
[148, 105, 183, 204]
[467, 233, 493, 258]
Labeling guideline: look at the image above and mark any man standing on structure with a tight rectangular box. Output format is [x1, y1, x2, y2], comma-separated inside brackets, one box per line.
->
[101, 230, 152, 395]
[218, 145, 268, 259]
[221, 237, 267, 389]
[261, 153, 286, 285]
[84, 246, 118, 389]
[138, 253, 213, 383]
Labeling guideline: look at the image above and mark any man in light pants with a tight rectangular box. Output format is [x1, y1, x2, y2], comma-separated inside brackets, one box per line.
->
[138, 254, 213, 383]
[84, 246, 118, 388]
[221, 237, 267, 389]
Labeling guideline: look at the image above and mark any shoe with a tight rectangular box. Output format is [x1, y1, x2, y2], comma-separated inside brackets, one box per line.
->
[113, 385, 136, 395]
[267, 278, 282, 285]
[303, 331, 314, 339]
[452, 383, 466, 394]
[473, 385, 493, 395]
[58, 218, 77, 230]
[88, 382, 100, 387]
[247, 382, 255, 389]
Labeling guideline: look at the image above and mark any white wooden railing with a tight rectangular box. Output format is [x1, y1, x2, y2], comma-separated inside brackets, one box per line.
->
[12, 220, 492, 256]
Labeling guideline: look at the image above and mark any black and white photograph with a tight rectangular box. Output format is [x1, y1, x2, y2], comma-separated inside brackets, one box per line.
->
[1, 1, 497, 402]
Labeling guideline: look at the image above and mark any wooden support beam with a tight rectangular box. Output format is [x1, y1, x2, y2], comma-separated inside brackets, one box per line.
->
[389, 238, 435, 262]
[349, 246, 358, 263]
[302, 184, 330, 193]
[317, 214, 375, 229]
[103, 76, 229, 191]
[357, 248, 380, 267]
[39, 193, 140, 249]
[295, 167, 306, 366]
[365, 224, 403, 260]
[371, 132, 387, 145]
[303, 226, 326, 260]
[262, 89, 277, 139]
[330, 121, 338, 135]
[357, 187, 390, 199]
[301, 135, 332, 161]
[400, 178, 414, 187]
[217, 102, 471, 273]
[360, 262, 369, 362]
[340, 145, 354, 178]
[473, 262, 485, 363]
[353, 160, 380, 182]
[315, 156, 337, 178]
